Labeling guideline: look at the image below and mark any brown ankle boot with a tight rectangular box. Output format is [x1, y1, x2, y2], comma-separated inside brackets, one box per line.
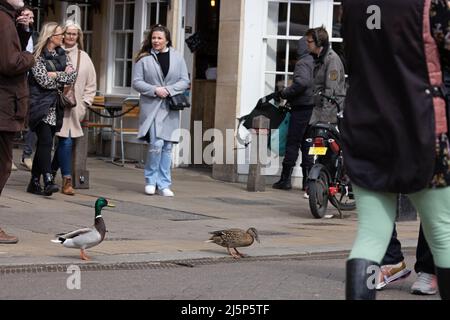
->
[0, 228, 19, 244]
[62, 177, 75, 196]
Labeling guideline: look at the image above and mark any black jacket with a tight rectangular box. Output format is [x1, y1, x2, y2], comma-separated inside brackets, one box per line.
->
[28, 47, 68, 131]
[341, 0, 446, 193]
[280, 38, 314, 108]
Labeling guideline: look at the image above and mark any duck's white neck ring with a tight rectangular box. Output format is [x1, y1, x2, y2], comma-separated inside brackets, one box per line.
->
[95, 215, 102, 219]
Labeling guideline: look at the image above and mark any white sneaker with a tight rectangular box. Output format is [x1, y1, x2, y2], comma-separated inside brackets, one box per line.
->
[410, 272, 438, 295]
[157, 188, 174, 197]
[303, 192, 309, 199]
[11, 163, 18, 171]
[145, 185, 156, 195]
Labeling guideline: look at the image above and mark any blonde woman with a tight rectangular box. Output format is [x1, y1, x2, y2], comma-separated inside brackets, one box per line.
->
[27, 22, 77, 197]
[50, 20, 97, 195]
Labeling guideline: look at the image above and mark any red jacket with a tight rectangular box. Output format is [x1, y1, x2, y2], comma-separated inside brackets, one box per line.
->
[0, 0, 35, 132]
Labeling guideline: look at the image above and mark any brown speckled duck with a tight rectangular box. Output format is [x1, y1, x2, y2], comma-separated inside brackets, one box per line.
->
[206, 227, 260, 259]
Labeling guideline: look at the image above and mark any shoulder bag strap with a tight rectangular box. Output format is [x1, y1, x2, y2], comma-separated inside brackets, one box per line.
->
[74, 49, 81, 83]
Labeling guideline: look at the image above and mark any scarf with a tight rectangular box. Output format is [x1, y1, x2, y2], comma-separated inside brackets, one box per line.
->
[42, 47, 67, 72]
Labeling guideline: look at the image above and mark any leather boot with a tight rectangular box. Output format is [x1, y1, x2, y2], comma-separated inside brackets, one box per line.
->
[27, 175, 43, 195]
[272, 166, 293, 190]
[346, 258, 379, 300]
[0, 228, 18, 244]
[62, 177, 75, 196]
[43, 173, 59, 196]
[436, 267, 450, 300]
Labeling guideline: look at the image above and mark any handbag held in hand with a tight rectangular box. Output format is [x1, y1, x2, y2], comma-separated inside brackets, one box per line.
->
[168, 93, 190, 111]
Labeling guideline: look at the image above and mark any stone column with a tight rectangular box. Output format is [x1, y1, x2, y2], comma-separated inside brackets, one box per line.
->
[212, 0, 243, 182]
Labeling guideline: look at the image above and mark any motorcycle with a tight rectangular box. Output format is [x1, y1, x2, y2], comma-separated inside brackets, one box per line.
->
[305, 92, 356, 219]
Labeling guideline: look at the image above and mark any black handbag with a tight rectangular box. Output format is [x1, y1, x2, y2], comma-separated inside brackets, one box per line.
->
[169, 93, 190, 111]
[241, 97, 287, 130]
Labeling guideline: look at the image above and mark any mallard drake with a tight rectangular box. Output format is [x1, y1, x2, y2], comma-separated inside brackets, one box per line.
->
[206, 227, 260, 259]
[51, 197, 114, 260]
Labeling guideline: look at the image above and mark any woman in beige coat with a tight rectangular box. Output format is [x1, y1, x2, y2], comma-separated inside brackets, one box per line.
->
[51, 20, 97, 195]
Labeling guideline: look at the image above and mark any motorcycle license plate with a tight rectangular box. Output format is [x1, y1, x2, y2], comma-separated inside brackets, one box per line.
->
[309, 147, 327, 155]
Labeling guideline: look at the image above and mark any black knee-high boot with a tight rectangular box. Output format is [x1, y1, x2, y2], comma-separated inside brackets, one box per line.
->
[346, 258, 379, 300]
[272, 165, 293, 190]
[436, 267, 450, 300]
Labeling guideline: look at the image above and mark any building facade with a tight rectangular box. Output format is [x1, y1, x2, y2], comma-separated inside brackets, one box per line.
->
[31, 0, 342, 185]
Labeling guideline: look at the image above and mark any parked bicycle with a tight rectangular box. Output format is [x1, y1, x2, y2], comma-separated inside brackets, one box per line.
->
[305, 92, 356, 219]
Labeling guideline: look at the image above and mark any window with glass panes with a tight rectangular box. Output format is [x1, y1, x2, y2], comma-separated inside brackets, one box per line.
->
[264, 0, 312, 95]
[113, 0, 135, 88]
[145, 0, 168, 31]
[74, 0, 94, 56]
[29, 0, 45, 32]
[331, 1, 345, 72]
[111, 0, 168, 90]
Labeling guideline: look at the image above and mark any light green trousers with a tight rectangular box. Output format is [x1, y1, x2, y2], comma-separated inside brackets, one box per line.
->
[349, 185, 450, 268]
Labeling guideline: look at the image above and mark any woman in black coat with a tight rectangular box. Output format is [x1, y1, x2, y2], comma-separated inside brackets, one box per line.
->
[27, 22, 77, 197]
[341, 0, 450, 299]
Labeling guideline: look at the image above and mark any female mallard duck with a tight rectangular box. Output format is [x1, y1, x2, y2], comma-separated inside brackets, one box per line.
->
[51, 197, 114, 260]
[206, 227, 260, 259]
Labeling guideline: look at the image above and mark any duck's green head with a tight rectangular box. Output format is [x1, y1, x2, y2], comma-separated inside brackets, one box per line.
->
[95, 197, 115, 217]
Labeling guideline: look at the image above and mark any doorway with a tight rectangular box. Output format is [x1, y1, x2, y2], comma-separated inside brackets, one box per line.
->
[184, 0, 220, 166]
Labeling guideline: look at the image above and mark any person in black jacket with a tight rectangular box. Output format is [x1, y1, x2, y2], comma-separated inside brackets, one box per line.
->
[27, 22, 77, 197]
[272, 37, 314, 192]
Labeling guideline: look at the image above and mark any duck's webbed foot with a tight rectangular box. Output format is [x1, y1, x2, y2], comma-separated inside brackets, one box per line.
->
[80, 249, 90, 261]
[227, 247, 241, 259]
[234, 248, 248, 258]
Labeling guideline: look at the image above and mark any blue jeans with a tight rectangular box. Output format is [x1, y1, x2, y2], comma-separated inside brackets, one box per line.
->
[51, 135, 73, 177]
[145, 122, 173, 190]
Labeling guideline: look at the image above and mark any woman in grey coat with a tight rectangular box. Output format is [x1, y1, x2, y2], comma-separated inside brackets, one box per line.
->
[132, 25, 190, 197]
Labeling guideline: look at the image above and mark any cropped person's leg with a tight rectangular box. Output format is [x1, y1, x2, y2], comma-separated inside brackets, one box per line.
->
[35, 124, 58, 196]
[382, 225, 405, 265]
[346, 185, 398, 299]
[272, 111, 300, 190]
[28, 124, 45, 195]
[58, 136, 74, 195]
[144, 123, 163, 194]
[157, 141, 173, 191]
[0, 132, 14, 194]
[21, 130, 36, 170]
[409, 187, 450, 299]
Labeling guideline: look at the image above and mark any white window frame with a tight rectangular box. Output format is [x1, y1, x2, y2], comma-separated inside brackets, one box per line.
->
[262, 0, 313, 94]
[60, 1, 94, 56]
[106, 0, 169, 95]
[33, 1, 46, 33]
[145, 0, 168, 32]
[238, 0, 343, 175]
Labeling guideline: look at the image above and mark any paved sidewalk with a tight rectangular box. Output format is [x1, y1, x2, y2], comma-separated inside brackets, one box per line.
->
[1, 151, 421, 267]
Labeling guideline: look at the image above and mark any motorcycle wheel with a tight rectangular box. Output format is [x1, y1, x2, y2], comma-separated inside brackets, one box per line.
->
[308, 170, 329, 219]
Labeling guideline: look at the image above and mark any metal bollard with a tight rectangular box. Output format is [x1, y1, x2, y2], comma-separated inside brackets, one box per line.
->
[247, 115, 270, 192]
[396, 194, 417, 221]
